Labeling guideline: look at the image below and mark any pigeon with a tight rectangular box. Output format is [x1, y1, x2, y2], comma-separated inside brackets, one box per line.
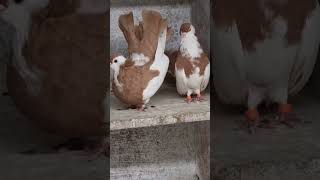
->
[212, 0, 320, 133]
[110, 10, 170, 111]
[6, 1, 109, 157]
[169, 23, 210, 103]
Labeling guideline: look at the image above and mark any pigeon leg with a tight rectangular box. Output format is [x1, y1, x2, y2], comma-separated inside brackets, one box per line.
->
[137, 104, 146, 111]
[278, 103, 301, 128]
[245, 108, 260, 134]
[185, 90, 193, 103]
[185, 95, 192, 103]
[196, 89, 205, 102]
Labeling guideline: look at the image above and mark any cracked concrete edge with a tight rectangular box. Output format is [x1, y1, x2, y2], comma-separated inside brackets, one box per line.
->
[110, 161, 199, 180]
[110, 111, 210, 130]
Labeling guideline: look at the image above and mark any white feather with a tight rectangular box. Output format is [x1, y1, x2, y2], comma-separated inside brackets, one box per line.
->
[201, 63, 210, 91]
[110, 55, 126, 92]
[180, 25, 203, 58]
[131, 53, 150, 66]
[175, 65, 209, 96]
[143, 27, 169, 102]
[212, 3, 320, 105]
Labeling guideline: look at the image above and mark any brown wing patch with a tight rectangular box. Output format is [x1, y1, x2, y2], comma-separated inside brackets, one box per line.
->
[166, 26, 173, 41]
[213, 0, 317, 51]
[140, 10, 167, 60]
[119, 10, 168, 64]
[195, 53, 210, 76]
[113, 65, 159, 106]
[134, 22, 144, 41]
[11, 13, 108, 137]
[167, 50, 179, 76]
[176, 52, 209, 78]
[180, 23, 192, 35]
[118, 12, 139, 55]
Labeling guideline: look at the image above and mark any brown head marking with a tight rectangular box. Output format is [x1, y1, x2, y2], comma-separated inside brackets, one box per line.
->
[180, 23, 192, 35]
[110, 53, 121, 64]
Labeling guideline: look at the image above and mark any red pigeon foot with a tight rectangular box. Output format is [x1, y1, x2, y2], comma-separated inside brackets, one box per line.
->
[245, 108, 261, 134]
[278, 103, 302, 128]
[196, 94, 205, 102]
[185, 95, 192, 103]
[137, 105, 146, 111]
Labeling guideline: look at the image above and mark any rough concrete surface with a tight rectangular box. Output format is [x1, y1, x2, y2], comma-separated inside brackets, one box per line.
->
[110, 121, 209, 179]
[0, 95, 108, 180]
[110, 81, 210, 130]
[110, 79, 210, 179]
[212, 87, 320, 180]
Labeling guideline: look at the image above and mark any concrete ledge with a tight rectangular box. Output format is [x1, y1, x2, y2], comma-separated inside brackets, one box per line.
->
[110, 0, 192, 7]
[111, 161, 198, 180]
[110, 83, 210, 130]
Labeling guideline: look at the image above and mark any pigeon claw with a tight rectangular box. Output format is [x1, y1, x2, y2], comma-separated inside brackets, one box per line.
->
[185, 95, 192, 103]
[245, 108, 260, 134]
[196, 94, 205, 102]
[137, 105, 146, 111]
[278, 103, 301, 128]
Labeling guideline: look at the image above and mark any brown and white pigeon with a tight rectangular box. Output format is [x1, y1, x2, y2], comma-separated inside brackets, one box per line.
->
[110, 10, 170, 110]
[169, 23, 210, 103]
[212, 0, 320, 132]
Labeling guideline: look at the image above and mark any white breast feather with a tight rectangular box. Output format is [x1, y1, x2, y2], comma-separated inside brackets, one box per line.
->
[212, 3, 320, 105]
[142, 28, 169, 102]
[201, 63, 210, 91]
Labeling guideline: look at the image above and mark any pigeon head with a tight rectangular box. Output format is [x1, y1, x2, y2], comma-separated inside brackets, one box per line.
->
[179, 23, 195, 38]
[179, 23, 203, 58]
[110, 55, 126, 71]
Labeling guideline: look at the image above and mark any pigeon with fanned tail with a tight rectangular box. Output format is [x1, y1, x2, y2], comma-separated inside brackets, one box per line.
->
[110, 10, 171, 111]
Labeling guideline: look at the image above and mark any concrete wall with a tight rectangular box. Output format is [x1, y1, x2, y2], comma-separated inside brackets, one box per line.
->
[110, 0, 210, 56]
[110, 121, 209, 179]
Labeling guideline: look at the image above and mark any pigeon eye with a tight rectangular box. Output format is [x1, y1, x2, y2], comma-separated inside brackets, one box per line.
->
[114, 59, 118, 63]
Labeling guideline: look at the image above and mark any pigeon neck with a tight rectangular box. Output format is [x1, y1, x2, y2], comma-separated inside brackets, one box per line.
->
[180, 34, 203, 59]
